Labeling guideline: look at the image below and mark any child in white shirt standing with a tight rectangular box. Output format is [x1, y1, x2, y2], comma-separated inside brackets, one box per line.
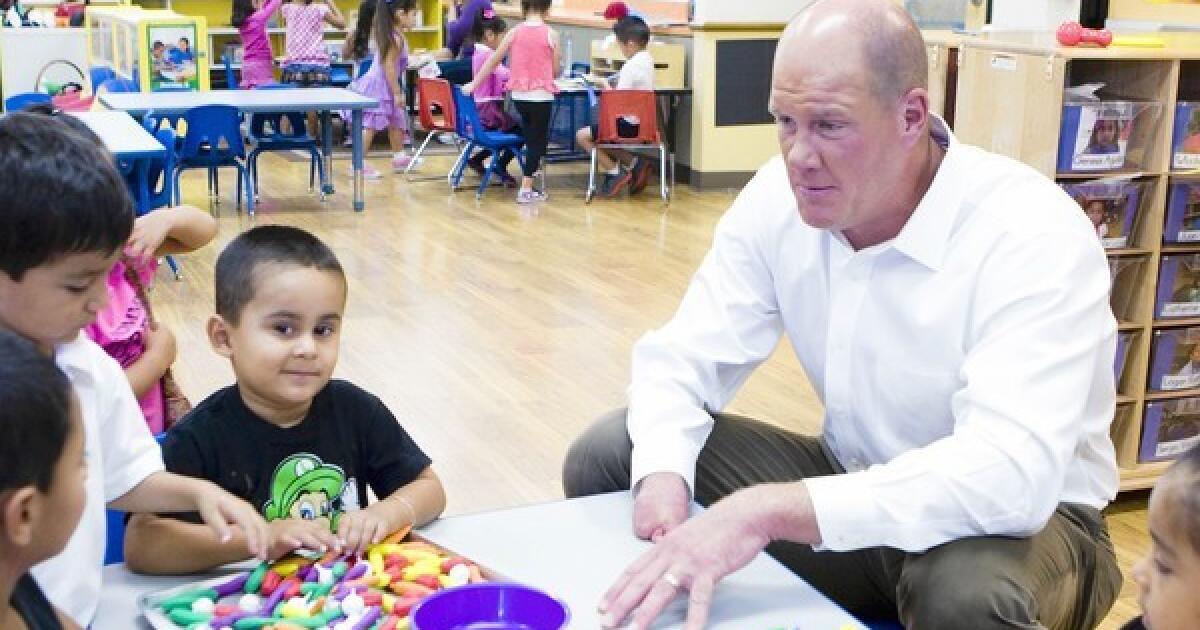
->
[576, 15, 656, 198]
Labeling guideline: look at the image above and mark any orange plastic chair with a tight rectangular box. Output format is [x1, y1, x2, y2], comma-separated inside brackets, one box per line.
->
[586, 89, 670, 205]
[410, 77, 465, 184]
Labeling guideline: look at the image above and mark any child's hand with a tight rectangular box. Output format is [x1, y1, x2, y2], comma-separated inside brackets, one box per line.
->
[126, 211, 173, 262]
[461, 81, 477, 96]
[267, 518, 343, 561]
[337, 503, 400, 555]
[143, 322, 177, 365]
[190, 482, 271, 560]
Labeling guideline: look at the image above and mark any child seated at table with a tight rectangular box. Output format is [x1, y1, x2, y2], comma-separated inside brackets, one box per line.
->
[125, 225, 446, 574]
[0, 331, 85, 630]
[464, 7, 519, 187]
[575, 15, 655, 198]
[1123, 443, 1200, 630]
[0, 110, 268, 627]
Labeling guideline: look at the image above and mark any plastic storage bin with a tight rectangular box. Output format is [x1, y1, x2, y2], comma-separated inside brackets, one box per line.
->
[1148, 327, 1200, 391]
[1173, 101, 1200, 170]
[1116, 330, 1134, 386]
[1110, 255, 1147, 321]
[1164, 179, 1200, 243]
[1061, 179, 1146, 248]
[1058, 100, 1162, 173]
[1141, 397, 1200, 463]
[1155, 254, 1200, 319]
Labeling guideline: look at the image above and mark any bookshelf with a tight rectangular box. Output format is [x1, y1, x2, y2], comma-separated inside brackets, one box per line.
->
[955, 32, 1200, 491]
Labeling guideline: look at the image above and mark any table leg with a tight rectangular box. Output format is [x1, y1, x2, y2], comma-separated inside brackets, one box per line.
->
[352, 109, 365, 212]
[321, 110, 335, 196]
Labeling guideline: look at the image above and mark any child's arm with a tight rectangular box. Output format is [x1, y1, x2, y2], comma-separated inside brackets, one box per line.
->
[336, 467, 446, 554]
[125, 205, 217, 260]
[322, 0, 345, 29]
[124, 323, 175, 399]
[384, 37, 405, 108]
[550, 28, 561, 77]
[108, 472, 270, 560]
[462, 27, 517, 95]
[126, 513, 342, 574]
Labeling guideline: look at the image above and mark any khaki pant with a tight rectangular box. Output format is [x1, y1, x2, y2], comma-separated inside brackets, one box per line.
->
[562, 409, 1122, 630]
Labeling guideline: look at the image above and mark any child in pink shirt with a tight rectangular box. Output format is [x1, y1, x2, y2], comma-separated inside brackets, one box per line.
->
[465, 0, 559, 204]
[280, 0, 345, 86]
[232, 0, 284, 88]
[465, 8, 518, 187]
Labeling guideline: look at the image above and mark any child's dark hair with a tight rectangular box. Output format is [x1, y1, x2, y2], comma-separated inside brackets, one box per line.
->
[614, 15, 649, 47]
[471, 7, 506, 44]
[349, 0, 377, 60]
[374, 0, 417, 61]
[215, 225, 345, 323]
[231, 0, 253, 28]
[521, 0, 551, 15]
[1163, 444, 1200, 553]
[0, 329, 72, 494]
[0, 109, 133, 281]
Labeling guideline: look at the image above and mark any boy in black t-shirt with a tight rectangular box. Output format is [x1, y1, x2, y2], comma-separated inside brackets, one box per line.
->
[124, 226, 446, 574]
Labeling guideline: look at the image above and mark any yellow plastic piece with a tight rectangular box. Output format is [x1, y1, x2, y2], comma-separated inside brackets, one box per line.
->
[1111, 35, 1166, 48]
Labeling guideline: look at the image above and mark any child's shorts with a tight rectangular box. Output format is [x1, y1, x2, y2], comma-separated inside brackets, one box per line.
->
[280, 63, 332, 87]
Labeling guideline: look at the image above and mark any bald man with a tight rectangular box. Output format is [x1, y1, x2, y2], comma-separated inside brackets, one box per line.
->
[562, 1, 1122, 628]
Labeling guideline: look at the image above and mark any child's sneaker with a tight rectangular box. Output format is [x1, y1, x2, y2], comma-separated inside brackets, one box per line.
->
[391, 153, 423, 172]
[629, 157, 655, 195]
[516, 188, 548, 204]
[350, 164, 383, 180]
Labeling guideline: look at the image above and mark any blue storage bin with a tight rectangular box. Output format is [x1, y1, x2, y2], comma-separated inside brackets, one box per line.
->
[1148, 327, 1200, 391]
[1141, 397, 1200, 463]
[1061, 180, 1145, 249]
[1173, 101, 1200, 170]
[1057, 100, 1153, 173]
[1155, 254, 1200, 319]
[1164, 179, 1200, 243]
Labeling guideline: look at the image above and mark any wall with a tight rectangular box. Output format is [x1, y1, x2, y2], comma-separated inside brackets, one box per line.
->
[990, 0, 1081, 29]
[1109, 0, 1200, 25]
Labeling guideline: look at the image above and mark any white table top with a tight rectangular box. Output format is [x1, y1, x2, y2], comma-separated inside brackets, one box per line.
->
[99, 88, 379, 116]
[94, 493, 865, 630]
[72, 111, 164, 159]
[421, 492, 867, 630]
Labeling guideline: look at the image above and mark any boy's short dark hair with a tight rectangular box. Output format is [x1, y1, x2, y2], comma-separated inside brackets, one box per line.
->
[0, 329, 72, 494]
[0, 110, 133, 281]
[1167, 443, 1200, 553]
[520, 0, 552, 14]
[614, 16, 650, 48]
[215, 225, 345, 324]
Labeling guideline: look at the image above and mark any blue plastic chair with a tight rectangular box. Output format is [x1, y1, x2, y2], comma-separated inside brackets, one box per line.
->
[3, 91, 51, 112]
[246, 83, 325, 200]
[450, 85, 525, 199]
[89, 66, 116, 92]
[172, 104, 255, 214]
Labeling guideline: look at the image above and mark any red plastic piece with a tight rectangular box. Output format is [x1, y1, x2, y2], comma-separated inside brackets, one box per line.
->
[1056, 21, 1112, 47]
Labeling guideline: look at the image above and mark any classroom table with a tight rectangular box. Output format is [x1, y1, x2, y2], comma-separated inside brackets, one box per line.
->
[73, 111, 166, 217]
[98, 88, 379, 212]
[94, 492, 866, 629]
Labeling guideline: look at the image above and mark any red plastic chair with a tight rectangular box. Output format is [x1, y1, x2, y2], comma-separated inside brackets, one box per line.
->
[586, 89, 670, 205]
[410, 77, 465, 184]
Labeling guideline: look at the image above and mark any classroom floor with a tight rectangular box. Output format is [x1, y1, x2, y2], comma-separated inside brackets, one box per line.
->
[154, 148, 1147, 630]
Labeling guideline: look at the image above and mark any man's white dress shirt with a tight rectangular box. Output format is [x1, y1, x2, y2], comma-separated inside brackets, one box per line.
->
[627, 118, 1119, 553]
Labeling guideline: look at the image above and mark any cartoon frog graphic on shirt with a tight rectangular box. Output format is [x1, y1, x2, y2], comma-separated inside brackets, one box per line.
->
[262, 454, 351, 530]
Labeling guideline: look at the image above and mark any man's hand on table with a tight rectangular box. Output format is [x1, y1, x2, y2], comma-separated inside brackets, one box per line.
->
[606, 480, 823, 630]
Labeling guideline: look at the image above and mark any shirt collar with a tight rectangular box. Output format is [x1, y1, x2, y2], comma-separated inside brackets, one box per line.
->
[54, 333, 94, 383]
[890, 114, 960, 272]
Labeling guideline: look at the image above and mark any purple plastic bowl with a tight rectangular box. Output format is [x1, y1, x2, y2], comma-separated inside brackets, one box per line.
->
[410, 583, 570, 630]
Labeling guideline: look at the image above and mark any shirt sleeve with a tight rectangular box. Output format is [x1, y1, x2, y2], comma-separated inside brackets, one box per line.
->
[97, 352, 164, 502]
[627, 167, 785, 494]
[805, 226, 1117, 552]
[359, 392, 433, 500]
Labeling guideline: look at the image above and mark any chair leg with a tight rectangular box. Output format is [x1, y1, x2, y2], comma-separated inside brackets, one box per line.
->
[477, 150, 498, 200]
[248, 151, 261, 202]
[311, 148, 326, 199]
[212, 167, 222, 206]
[660, 146, 669, 205]
[586, 148, 599, 204]
[165, 255, 181, 281]
[449, 142, 473, 191]
[172, 168, 183, 209]
[241, 162, 255, 216]
[236, 165, 243, 211]
[407, 132, 435, 180]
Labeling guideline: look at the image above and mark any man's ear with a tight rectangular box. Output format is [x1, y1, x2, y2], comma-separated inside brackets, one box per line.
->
[2, 486, 40, 547]
[900, 87, 931, 138]
[207, 315, 234, 358]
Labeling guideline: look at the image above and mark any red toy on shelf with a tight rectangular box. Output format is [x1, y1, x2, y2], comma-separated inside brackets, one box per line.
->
[1057, 21, 1114, 47]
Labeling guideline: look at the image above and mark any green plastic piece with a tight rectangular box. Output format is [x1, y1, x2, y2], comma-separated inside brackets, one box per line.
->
[167, 608, 214, 625]
[159, 588, 218, 611]
[299, 582, 334, 597]
[244, 561, 270, 594]
[332, 560, 348, 579]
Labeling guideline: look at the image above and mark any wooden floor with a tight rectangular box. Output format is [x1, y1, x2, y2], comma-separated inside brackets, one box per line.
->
[154, 150, 1148, 629]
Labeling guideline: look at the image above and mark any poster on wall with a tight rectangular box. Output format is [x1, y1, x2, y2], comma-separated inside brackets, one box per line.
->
[147, 23, 198, 90]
